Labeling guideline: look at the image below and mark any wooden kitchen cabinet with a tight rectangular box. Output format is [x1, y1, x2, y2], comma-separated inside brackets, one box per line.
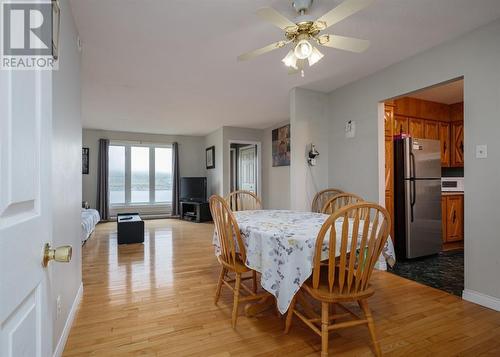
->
[384, 107, 394, 137]
[424, 121, 439, 140]
[408, 118, 424, 138]
[393, 115, 408, 135]
[451, 122, 464, 167]
[441, 197, 447, 243]
[439, 122, 451, 167]
[443, 194, 464, 242]
[385, 192, 394, 240]
[385, 137, 393, 194]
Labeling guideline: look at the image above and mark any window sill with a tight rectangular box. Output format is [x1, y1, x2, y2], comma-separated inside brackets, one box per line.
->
[110, 203, 172, 208]
[110, 204, 172, 217]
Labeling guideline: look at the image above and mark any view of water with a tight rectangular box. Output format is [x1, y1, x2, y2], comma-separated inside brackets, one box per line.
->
[110, 190, 172, 204]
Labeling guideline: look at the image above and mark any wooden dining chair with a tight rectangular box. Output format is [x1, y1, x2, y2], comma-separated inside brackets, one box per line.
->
[209, 195, 267, 328]
[321, 192, 364, 215]
[311, 188, 344, 213]
[285, 202, 391, 357]
[226, 190, 262, 211]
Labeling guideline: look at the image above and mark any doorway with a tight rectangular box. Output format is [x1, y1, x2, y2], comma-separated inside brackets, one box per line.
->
[229, 142, 260, 195]
[380, 78, 465, 296]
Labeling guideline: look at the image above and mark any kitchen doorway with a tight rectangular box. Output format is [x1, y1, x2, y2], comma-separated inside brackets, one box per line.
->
[229, 141, 261, 196]
[380, 77, 465, 296]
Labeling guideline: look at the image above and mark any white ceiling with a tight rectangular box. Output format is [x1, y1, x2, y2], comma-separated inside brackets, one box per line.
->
[408, 79, 464, 105]
[70, 0, 500, 136]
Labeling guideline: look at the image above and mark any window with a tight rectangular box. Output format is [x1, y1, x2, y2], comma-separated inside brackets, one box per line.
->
[131, 146, 150, 203]
[108, 143, 172, 207]
[155, 147, 172, 203]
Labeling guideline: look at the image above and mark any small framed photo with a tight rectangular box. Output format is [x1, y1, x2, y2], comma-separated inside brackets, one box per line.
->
[82, 147, 89, 174]
[206, 146, 215, 169]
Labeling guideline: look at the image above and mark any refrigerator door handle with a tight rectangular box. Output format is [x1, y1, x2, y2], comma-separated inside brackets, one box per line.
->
[409, 152, 416, 222]
[410, 151, 416, 179]
[410, 178, 416, 222]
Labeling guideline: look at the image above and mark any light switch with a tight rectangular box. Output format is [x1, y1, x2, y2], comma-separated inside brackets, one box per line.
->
[476, 145, 487, 159]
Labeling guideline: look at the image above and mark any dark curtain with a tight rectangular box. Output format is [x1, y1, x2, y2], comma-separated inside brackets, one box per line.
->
[171, 142, 180, 216]
[97, 138, 110, 220]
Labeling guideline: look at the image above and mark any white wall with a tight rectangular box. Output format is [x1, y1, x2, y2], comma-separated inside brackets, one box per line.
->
[204, 128, 224, 196]
[289, 88, 330, 211]
[323, 20, 500, 307]
[262, 121, 290, 209]
[51, 0, 82, 353]
[82, 129, 205, 209]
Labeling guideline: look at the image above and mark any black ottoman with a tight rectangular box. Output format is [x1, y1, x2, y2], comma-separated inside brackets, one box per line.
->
[117, 213, 144, 244]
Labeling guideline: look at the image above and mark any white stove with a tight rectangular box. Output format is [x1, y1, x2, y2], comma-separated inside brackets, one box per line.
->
[441, 177, 464, 192]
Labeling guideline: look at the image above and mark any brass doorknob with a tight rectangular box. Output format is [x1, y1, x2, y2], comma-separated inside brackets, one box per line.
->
[42, 243, 72, 267]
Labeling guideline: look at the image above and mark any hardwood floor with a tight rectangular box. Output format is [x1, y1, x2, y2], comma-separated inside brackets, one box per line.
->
[64, 219, 500, 356]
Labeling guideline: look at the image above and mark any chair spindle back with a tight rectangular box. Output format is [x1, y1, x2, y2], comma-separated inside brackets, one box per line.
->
[321, 193, 364, 215]
[209, 195, 246, 267]
[311, 188, 343, 213]
[312, 203, 390, 296]
[226, 190, 262, 212]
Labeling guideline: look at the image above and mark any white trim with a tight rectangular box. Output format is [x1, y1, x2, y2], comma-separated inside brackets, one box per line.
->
[109, 140, 173, 148]
[53, 283, 83, 357]
[377, 102, 386, 206]
[462, 289, 500, 312]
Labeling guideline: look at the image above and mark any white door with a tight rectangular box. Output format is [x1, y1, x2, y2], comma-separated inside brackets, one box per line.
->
[0, 65, 53, 354]
[238, 145, 257, 193]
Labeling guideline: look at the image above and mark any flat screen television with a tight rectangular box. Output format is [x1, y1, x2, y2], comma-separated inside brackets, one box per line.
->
[180, 177, 207, 203]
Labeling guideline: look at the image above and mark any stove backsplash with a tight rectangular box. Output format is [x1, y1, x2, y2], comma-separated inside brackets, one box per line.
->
[442, 167, 464, 178]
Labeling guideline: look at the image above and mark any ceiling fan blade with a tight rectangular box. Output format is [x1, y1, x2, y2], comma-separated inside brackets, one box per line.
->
[318, 34, 370, 53]
[314, 0, 373, 30]
[256, 7, 298, 31]
[237, 41, 287, 61]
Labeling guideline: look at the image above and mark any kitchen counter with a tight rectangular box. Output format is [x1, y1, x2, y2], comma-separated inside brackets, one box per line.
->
[442, 192, 464, 196]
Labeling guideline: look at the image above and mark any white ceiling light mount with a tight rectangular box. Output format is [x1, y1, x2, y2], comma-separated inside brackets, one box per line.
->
[238, 0, 373, 77]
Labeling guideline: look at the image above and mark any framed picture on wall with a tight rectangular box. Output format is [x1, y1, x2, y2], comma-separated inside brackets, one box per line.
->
[82, 147, 89, 174]
[272, 124, 290, 167]
[206, 146, 215, 169]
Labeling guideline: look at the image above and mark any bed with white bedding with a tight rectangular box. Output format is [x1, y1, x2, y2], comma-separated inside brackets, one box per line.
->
[81, 208, 100, 244]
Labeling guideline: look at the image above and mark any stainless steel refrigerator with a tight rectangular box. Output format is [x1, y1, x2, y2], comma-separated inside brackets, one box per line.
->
[394, 137, 442, 259]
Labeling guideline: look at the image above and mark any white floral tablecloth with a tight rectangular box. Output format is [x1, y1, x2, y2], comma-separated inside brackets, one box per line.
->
[212, 210, 396, 314]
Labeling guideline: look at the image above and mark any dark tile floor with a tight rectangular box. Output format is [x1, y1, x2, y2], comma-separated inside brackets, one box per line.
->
[388, 250, 464, 296]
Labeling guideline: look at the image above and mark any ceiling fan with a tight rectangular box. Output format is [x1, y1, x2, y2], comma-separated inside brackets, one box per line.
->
[238, 0, 372, 76]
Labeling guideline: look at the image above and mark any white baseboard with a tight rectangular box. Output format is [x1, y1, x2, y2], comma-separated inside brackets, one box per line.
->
[53, 282, 83, 357]
[462, 289, 500, 312]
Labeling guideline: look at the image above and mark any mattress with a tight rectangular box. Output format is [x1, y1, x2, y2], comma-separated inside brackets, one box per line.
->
[81, 208, 100, 244]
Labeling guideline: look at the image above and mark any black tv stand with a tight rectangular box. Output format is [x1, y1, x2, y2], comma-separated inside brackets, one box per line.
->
[180, 201, 211, 223]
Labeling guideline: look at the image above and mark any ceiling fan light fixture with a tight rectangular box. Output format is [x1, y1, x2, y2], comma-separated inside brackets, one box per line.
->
[308, 46, 324, 66]
[294, 39, 313, 59]
[282, 49, 298, 69]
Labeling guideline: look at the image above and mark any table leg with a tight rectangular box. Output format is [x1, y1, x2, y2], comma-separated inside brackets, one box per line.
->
[244, 295, 274, 317]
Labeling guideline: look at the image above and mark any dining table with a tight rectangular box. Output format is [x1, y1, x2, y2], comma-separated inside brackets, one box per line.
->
[212, 209, 396, 315]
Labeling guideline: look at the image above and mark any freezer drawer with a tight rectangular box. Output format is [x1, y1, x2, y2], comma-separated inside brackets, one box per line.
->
[405, 179, 442, 258]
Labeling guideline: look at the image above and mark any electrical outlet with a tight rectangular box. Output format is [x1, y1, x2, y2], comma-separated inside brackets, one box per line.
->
[56, 295, 62, 319]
